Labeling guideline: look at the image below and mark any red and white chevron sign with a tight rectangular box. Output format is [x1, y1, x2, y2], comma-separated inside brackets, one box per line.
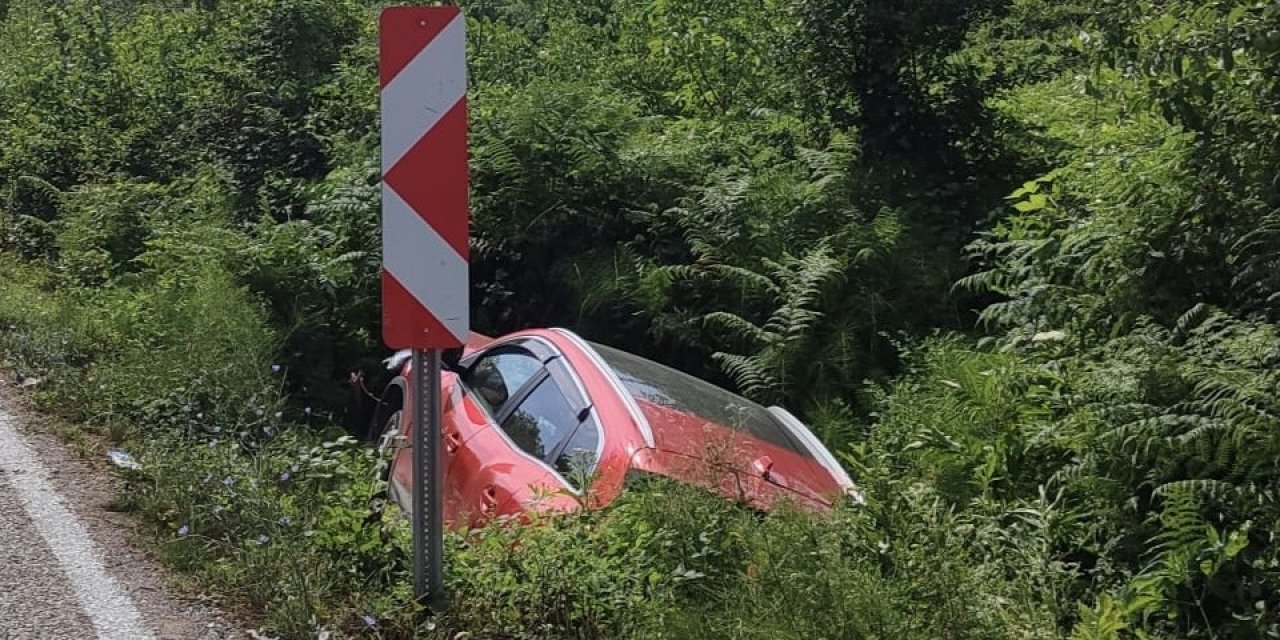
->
[380, 6, 469, 349]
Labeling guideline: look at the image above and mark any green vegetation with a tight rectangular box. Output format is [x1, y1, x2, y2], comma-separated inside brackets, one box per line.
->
[1, 0, 1277, 637]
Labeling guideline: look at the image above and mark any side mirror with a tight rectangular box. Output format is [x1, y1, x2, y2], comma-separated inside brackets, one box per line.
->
[441, 347, 464, 373]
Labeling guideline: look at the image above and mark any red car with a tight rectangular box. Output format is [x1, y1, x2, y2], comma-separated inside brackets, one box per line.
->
[371, 328, 860, 528]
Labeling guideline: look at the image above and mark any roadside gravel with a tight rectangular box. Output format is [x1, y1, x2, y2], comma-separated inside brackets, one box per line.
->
[0, 478, 97, 639]
[0, 382, 248, 640]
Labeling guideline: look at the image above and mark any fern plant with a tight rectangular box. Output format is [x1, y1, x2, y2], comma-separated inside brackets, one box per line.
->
[699, 242, 844, 405]
[1041, 309, 1280, 637]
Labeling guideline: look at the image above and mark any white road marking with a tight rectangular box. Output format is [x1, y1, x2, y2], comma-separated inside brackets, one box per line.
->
[0, 411, 156, 640]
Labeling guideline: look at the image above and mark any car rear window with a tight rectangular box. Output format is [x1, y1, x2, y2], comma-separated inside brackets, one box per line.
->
[589, 342, 809, 456]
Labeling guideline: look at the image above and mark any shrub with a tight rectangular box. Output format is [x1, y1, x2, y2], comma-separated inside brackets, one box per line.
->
[57, 181, 166, 285]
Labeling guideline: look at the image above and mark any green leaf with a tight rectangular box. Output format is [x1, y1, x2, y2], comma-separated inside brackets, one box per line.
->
[1199, 558, 1216, 576]
[1013, 194, 1048, 212]
[1225, 529, 1249, 559]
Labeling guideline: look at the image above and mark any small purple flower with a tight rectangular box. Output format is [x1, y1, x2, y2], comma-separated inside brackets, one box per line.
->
[270, 364, 282, 374]
[277, 516, 291, 526]
[361, 614, 378, 629]
[263, 426, 275, 437]
[222, 476, 234, 487]
[256, 534, 269, 546]
[177, 523, 190, 537]
[304, 407, 312, 416]
[278, 471, 291, 483]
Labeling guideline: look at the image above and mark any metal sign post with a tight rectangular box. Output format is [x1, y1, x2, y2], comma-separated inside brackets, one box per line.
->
[380, 5, 469, 611]
[411, 349, 445, 606]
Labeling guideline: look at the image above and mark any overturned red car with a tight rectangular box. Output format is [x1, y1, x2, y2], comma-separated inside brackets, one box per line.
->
[370, 328, 859, 528]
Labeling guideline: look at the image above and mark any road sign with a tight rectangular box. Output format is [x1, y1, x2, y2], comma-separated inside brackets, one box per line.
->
[380, 5, 469, 350]
[380, 5, 468, 610]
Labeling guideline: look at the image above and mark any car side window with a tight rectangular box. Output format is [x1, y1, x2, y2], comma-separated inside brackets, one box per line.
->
[464, 348, 540, 415]
[500, 378, 592, 472]
[553, 422, 600, 479]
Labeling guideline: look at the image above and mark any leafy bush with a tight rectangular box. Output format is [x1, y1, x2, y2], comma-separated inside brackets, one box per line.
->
[430, 475, 1071, 640]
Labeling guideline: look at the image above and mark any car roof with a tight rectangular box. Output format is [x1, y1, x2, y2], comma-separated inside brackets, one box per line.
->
[585, 341, 810, 457]
[582, 339, 849, 496]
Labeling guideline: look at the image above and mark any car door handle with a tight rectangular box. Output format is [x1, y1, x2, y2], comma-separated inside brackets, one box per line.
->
[445, 431, 463, 454]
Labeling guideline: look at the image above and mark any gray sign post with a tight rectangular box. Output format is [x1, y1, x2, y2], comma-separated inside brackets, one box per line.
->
[412, 349, 446, 607]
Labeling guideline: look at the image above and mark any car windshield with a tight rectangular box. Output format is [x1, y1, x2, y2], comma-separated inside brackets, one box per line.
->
[588, 342, 808, 456]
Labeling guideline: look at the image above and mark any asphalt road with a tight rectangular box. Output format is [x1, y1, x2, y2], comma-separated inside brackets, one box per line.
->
[0, 386, 245, 640]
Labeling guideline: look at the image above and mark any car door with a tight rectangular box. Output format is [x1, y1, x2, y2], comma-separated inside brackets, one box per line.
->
[387, 344, 543, 523]
[441, 344, 543, 525]
[389, 338, 603, 527]
[451, 345, 603, 527]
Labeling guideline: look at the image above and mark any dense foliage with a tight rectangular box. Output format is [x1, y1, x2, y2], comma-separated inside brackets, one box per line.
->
[1, 0, 1278, 638]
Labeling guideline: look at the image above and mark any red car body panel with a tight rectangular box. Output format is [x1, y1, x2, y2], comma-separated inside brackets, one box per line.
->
[463, 331, 496, 352]
[634, 400, 841, 509]
[383, 328, 854, 528]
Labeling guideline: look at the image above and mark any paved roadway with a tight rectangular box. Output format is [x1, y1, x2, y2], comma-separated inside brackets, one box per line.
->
[0, 388, 244, 640]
